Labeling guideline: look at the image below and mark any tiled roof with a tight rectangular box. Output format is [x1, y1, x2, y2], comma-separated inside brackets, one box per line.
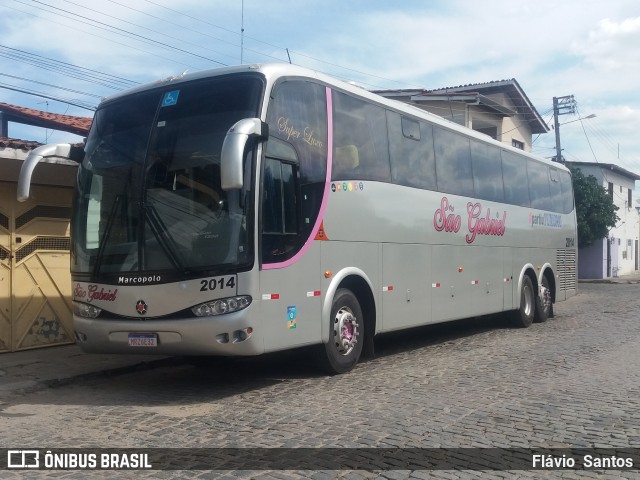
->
[373, 78, 549, 134]
[0, 102, 93, 136]
[0, 137, 43, 151]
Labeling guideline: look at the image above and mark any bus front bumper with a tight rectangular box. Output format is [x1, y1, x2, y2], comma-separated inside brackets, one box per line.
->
[73, 312, 264, 356]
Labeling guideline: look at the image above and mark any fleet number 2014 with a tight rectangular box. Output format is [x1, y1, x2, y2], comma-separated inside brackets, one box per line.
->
[200, 276, 236, 292]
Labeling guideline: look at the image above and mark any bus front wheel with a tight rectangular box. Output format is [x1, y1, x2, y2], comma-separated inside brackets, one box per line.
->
[319, 288, 364, 375]
[512, 275, 535, 328]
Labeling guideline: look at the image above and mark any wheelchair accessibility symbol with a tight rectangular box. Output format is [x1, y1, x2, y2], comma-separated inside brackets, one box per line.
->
[161, 90, 180, 107]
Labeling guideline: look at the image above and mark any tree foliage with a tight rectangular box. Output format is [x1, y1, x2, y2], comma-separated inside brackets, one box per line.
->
[569, 167, 619, 248]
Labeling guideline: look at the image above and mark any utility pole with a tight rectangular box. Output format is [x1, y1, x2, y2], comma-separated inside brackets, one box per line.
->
[552, 95, 576, 162]
[240, 0, 245, 64]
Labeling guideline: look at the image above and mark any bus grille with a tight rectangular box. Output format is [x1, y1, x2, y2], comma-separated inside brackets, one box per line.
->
[556, 249, 577, 291]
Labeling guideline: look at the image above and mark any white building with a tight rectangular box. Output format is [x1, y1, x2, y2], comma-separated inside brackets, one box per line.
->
[566, 161, 640, 278]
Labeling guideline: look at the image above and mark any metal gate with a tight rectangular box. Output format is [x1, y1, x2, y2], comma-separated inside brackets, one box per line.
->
[0, 182, 74, 352]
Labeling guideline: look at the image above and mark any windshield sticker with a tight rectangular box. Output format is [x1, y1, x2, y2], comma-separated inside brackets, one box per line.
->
[161, 90, 180, 107]
[331, 182, 363, 193]
[287, 306, 297, 329]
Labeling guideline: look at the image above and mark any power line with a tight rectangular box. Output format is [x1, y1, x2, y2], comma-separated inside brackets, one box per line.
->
[0, 44, 137, 90]
[60, 0, 239, 64]
[139, 0, 422, 89]
[0, 72, 103, 98]
[22, 0, 228, 66]
[0, 82, 96, 110]
[1, 3, 200, 73]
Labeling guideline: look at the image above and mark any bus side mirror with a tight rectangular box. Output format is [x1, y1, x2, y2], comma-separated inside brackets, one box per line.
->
[221, 118, 268, 190]
[17, 143, 72, 202]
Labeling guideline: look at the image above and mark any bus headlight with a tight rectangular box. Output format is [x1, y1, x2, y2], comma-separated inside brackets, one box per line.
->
[192, 296, 252, 317]
[73, 301, 102, 319]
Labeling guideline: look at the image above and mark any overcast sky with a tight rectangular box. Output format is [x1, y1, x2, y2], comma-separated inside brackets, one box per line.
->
[2, 0, 640, 185]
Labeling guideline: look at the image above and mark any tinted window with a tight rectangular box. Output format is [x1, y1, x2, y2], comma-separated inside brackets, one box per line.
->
[470, 140, 504, 202]
[549, 167, 563, 212]
[527, 160, 552, 210]
[332, 91, 390, 182]
[268, 81, 327, 184]
[501, 150, 530, 207]
[559, 170, 574, 213]
[388, 111, 436, 190]
[73, 75, 262, 275]
[434, 127, 474, 196]
[401, 116, 420, 140]
[263, 158, 297, 235]
[265, 81, 328, 264]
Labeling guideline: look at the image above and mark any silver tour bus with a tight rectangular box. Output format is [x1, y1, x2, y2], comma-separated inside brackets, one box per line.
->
[18, 64, 577, 374]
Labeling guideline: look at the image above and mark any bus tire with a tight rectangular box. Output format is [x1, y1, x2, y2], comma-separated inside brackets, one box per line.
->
[534, 275, 552, 323]
[319, 288, 364, 375]
[512, 275, 534, 328]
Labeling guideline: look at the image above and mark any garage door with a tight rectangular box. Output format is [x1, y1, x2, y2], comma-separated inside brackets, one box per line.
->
[0, 182, 74, 352]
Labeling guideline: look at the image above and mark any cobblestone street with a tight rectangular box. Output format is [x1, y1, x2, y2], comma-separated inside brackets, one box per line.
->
[1, 282, 639, 479]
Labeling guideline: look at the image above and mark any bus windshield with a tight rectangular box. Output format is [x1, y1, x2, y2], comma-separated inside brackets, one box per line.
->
[72, 75, 263, 278]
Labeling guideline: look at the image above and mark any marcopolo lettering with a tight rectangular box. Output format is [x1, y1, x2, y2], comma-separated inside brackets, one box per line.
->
[118, 275, 162, 285]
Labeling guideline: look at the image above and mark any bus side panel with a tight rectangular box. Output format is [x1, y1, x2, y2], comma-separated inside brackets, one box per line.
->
[381, 243, 431, 332]
[320, 240, 380, 330]
[503, 247, 515, 311]
[431, 245, 506, 323]
[259, 245, 322, 353]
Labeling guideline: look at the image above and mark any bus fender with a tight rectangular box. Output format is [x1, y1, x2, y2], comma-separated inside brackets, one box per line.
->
[538, 263, 553, 287]
[321, 267, 376, 344]
[516, 263, 537, 308]
[538, 262, 555, 302]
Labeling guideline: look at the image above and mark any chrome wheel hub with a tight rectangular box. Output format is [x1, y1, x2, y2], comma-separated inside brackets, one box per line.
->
[333, 306, 359, 356]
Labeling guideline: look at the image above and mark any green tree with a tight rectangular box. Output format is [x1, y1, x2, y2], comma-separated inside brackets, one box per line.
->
[569, 167, 619, 248]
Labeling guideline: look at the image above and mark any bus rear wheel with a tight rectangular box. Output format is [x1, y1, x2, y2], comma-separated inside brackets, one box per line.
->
[511, 275, 534, 328]
[319, 288, 364, 375]
[534, 275, 552, 323]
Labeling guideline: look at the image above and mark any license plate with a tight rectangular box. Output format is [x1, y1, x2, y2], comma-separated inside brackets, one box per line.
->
[128, 333, 157, 347]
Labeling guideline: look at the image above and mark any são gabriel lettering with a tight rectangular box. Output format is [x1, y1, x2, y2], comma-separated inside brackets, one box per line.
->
[433, 196, 507, 244]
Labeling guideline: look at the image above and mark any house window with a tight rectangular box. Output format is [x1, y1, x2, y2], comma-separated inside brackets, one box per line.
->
[608, 182, 614, 198]
[629, 188, 632, 208]
[512, 139, 524, 150]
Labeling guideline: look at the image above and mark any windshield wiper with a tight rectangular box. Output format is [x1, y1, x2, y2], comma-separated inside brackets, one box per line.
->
[144, 204, 187, 273]
[93, 194, 122, 277]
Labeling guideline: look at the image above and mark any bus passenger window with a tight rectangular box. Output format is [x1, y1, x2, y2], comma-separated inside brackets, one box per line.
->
[333, 145, 360, 177]
[501, 150, 530, 207]
[549, 167, 563, 211]
[527, 160, 552, 210]
[558, 171, 574, 213]
[471, 140, 504, 202]
[332, 91, 390, 182]
[434, 127, 474, 197]
[388, 111, 436, 190]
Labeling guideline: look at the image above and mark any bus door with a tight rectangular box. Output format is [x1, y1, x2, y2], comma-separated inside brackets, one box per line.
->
[258, 140, 323, 352]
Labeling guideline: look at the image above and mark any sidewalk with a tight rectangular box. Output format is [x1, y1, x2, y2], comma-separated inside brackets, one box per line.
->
[579, 270, 640, 284]
[0, 344, 171, 399]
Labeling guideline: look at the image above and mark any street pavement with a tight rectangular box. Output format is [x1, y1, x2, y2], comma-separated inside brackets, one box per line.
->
[1, 273, 638, 400]
[0, 277, 639, 479]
